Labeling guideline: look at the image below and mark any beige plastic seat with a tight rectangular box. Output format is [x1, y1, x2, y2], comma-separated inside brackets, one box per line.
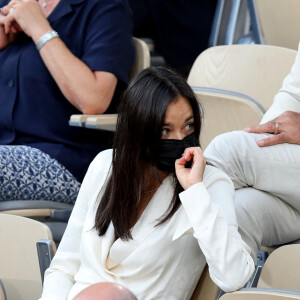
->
[0, 213, 56, 300]
[220, 245, 300, 300]
[188, 44, 297, 111]
[129, 37, 151, 82]
[69, 37, 150, 128]
[254, 0, 300, 50]
[220, 289, 300, 300]
[191, 265, 220, 300]
[257, 245, 300, 291]
[194, 89, 264, 149]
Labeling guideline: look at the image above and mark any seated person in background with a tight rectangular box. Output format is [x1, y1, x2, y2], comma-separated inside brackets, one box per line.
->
[40, 67, 254, 300]
[0, 0, 134, 203]
[128, 0, 217, 77]
[204, 44, 300, 262]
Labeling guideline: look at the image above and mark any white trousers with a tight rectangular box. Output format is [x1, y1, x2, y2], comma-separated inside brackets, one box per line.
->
[204, 131, 300, 261]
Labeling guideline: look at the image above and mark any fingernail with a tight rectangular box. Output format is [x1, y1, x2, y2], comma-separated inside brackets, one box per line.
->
[257, 140, 264, 146]
[0, 8, 3, 15]
[243, 128, 251, 132]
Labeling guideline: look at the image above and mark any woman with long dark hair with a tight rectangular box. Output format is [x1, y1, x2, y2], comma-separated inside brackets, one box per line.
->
[40, 67, 254, 300]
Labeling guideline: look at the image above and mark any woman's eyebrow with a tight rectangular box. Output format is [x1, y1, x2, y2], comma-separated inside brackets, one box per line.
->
[185, 116, 194, 122]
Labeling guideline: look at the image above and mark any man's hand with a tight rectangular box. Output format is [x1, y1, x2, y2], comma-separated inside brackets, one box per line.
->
[244, 111, 300, 147]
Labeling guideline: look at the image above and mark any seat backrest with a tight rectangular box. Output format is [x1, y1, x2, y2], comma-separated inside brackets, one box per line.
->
[0, 213, 55, 300]
[128, 37, 151, 81]
[220, 289, 300, 300]
[254, 0, 300, 50]
[191, 265, 219, 300]
[188, 45, 297, 110]
[257, 245, 300, 291]
[194, 89, 264, 149]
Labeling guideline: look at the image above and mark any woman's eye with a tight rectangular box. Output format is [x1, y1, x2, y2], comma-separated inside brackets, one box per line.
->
[162, 128, 169, 136]
[185, 123, 194, 131]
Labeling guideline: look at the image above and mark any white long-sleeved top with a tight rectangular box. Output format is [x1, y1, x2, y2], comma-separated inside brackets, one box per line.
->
[40, 149, 254, 300]
[261, 42, 300, 123]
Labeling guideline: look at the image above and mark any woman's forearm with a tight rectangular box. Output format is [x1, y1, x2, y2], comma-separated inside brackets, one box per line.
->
[2, 1, 118, 114]
[179, 178, 255, 291]
[36, 32, 117, 114]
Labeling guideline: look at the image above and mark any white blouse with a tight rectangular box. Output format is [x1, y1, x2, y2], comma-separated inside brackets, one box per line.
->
[40, 149, 254, 300]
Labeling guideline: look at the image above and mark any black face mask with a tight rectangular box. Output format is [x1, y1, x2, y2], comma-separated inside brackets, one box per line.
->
[156, 132, 200, 173]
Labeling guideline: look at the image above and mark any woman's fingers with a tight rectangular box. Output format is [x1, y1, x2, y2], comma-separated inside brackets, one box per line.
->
[2, 0, 21, 15]
[175, 147, 206, 190]
[1, 0, 48, 37]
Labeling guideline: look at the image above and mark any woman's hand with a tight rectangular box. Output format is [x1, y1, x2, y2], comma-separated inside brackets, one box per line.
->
[175, 147, 206, 190]
[1, 0, 51, 40]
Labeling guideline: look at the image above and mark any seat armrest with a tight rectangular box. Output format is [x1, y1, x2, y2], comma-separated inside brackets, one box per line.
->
[69, 114, 118, 131]
[50, 209, 72, 222]
[69, 114, 95, 127]
[36, 239, 56, 284]
[84, 114, 118, 131]
[220, 288, 300, 299]
[240, 288, 300, 294]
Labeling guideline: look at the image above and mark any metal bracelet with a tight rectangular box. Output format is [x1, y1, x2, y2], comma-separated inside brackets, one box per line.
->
[36, 30, 59, 51]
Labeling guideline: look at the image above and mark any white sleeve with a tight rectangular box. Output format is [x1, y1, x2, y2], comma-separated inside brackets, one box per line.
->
[261, 43, 300, 123]
[39, 150, 112, 300]
[179, 168, 255, 292]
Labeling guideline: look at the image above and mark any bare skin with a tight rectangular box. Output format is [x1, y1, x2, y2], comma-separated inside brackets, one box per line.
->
[0, 0, 117, 114]
[73, 282, 137, 300]
[244, 111, 300, 147]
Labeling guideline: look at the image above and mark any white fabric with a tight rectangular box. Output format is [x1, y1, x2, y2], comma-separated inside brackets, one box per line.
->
[261, 43, 300, 123]
[204, 43, 300, 261]
[40, 149, 254, 300]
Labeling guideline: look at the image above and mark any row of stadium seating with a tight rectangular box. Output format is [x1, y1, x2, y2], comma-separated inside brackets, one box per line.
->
[1, 213, 300, 300]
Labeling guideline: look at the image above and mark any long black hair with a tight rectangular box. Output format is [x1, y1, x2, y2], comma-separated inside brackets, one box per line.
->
[95, 67, 202, 240]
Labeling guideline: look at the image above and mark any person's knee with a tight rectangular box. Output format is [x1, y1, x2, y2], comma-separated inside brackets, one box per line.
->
[74, 282, 137, 300]
[204, 131, 245, 164]
[205, 130, 256, 157]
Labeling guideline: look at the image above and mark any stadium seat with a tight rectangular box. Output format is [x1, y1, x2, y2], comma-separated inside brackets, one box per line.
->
[220, 244, 300, 300]
[257, 245, 300, 291]
[252, 0, 300, 50]
[188, 44, 297, 111]
[194, 88, 264, 149]
[0, 213, 56, 300]
[191, 265, 220, 300]
[220, 289, 300, 300]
